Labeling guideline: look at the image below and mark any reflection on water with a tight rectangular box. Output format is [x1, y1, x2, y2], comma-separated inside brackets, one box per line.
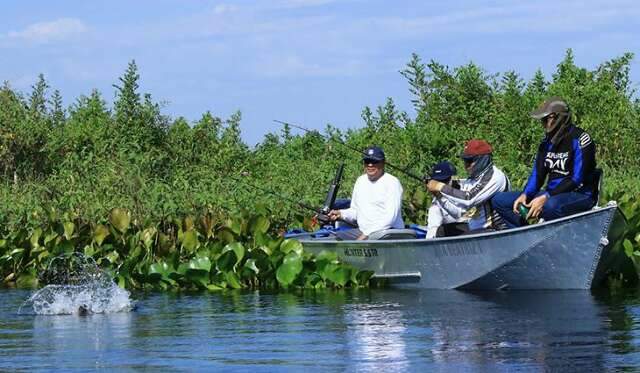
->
[2, 288, 640, 370]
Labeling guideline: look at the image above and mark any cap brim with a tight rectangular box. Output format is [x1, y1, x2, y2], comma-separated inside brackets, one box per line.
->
[431, 175, 451, 181]
[530, 108, 551, 120]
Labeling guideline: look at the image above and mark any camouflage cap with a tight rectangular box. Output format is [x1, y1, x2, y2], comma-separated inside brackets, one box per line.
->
[530, 96, 569, 119]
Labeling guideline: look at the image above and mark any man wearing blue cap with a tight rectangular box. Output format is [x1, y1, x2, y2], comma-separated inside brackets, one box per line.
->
[328, 146, 404, 240]
[425, 161, 467, 238]
[426, 139, 510, 234]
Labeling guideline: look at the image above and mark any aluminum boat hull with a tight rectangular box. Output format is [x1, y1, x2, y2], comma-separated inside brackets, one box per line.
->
[298, 204, 626, 290]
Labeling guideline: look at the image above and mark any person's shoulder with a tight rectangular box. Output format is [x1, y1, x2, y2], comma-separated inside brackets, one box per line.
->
[571, 126, 594, 148]
[382, 172, 402, 184]
[354, 174, 368, 184]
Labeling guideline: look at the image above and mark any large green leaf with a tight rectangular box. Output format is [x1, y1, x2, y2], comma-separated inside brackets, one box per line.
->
[276, 252, 303, 286]
[225, 271, 243, 289]
[181, 230, 199, 252]
[139, 227, 155, 250]
[30, 228, 42, 248]
[624, 239, 634, 258]
[225, 242, 245, 264]
[280, 239, 303, 255]
[244, 258, 259, 274]
[250, 216, 270, 235]
[93, 224, 110, 246]
[109, 208, 131, 233]
[216, 250, 237, 272]
[188, 256, 212, 272]
[63, 222, 75, 240]
[325, 265, 351, 287]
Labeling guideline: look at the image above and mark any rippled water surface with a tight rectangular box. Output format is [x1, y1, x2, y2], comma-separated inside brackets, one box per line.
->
[2, 288, 640, 371]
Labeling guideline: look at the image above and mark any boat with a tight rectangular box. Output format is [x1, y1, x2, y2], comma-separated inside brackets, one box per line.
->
[287, 202, 628, 290]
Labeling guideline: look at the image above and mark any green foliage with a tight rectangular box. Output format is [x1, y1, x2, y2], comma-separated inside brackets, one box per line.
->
[0, 208, 369, 290]
[1, 51, 640, 287]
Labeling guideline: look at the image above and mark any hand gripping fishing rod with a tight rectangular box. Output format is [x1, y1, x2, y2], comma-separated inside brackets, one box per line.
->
[234, 171, 356, 228]
[273, 120, 427, 183]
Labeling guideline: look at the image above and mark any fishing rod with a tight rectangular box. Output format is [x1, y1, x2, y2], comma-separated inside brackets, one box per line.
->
[273, 120, 426, 183]
[232, 171, 356, 228]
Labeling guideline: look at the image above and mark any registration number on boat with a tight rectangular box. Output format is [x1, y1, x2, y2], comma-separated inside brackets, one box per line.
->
[343, 248, 378, 257]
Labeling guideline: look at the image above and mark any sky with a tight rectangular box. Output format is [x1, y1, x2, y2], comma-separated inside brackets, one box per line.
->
[1, 0, 639, 145]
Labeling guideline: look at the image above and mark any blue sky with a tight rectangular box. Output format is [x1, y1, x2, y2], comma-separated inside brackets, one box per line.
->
[2, 0, 639, 145]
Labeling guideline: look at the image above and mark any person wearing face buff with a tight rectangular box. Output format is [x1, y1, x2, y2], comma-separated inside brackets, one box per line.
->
[426, 140, 510, 234]
[491, 97, 597, 228]
[328, 146, 404, 240]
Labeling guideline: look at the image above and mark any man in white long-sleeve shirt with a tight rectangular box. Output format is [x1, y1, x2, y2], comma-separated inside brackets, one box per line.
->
[426, 139, 510, 234]
[328, 146, 404, 240]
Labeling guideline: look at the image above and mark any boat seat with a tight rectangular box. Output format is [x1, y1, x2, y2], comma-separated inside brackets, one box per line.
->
[591, 168, 603, 207]
[368, 229, 417, 240]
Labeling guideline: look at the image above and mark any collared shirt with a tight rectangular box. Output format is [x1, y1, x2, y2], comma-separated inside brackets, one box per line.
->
[340, 172, 404, 236]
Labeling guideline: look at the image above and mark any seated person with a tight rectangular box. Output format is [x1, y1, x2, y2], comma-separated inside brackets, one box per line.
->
[328, 146, 404, 240]
[427, 139, 510, 234]
[491, 97, 597, 228]
[425, 161, 468, 238]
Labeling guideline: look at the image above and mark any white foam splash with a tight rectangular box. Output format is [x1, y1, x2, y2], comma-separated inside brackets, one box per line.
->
[18, 253, 134, 315]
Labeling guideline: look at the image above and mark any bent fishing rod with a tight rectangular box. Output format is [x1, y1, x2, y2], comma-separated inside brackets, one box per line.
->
[273, 120, 428, 183]
[231, 171, 356, 228]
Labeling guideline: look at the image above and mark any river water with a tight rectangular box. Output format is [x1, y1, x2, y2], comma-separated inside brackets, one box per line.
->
[1, 288, 640, 371]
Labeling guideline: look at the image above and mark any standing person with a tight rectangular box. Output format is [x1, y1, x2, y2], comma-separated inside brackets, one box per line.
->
[328, 146, 404, 240]
[425, 161, 468, 238]
[426, 139, 510, 233]
[491, 97, 597, 228]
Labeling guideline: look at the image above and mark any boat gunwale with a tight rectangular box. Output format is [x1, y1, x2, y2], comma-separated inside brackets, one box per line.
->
[298, 203, 619, 246]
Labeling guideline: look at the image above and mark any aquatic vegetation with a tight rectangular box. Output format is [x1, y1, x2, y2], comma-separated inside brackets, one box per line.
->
[2, 51, 640, 288]
[1, 208, 373, 291]
[18, 252, 133, 315]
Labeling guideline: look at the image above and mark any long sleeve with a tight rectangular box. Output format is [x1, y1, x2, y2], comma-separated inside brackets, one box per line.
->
[440, 167, 506, 209]
[524, 143, 548, 199]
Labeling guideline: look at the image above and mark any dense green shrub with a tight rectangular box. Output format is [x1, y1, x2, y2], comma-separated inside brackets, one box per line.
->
[1, 50, 640, 287]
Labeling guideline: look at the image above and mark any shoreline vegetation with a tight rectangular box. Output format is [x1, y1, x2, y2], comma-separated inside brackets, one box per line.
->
[1, 49, 640, 290]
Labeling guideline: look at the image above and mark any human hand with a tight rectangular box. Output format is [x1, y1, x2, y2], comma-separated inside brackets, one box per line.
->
[356, 234, 368, 240]
[427, 180, 445, 193]
[526, 194, 548, 219]
[512, 194, 528, 214]
[328, 209, 341, 221]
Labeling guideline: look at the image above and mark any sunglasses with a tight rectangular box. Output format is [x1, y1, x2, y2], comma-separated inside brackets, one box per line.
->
[540, 113, 556, 123]
[462, 157, 476, 165]
[363, 158, 382, 165]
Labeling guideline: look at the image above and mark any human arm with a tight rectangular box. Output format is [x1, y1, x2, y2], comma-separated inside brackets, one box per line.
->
[439, 168, 506, 209]
[523, 143, 548, 199]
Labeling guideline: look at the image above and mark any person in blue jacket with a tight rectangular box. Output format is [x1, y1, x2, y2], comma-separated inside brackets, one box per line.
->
[491, 97, 597, 228]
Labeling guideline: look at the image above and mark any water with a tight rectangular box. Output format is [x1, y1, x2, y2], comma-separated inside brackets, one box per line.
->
[2, 288, 640, 371]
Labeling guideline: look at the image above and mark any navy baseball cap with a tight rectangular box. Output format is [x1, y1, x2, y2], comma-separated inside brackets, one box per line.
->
[430, 161, 457, 181]
[362, 146, 385, 162]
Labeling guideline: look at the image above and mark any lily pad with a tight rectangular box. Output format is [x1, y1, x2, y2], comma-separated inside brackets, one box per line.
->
[276, 252, 303, 287]
[109, 208, 131, 233]
[280, 239, 303, 255]
[93, 224, 110, 246]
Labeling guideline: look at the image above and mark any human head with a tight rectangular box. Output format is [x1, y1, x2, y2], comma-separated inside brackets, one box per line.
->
[530, 96, 571, 135]
[459, 139, 493, 178]
[429, 161, 457, 184]
[362, 146, 385, 181]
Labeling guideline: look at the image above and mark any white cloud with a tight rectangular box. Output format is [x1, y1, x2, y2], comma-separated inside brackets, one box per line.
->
[5, 18, 87, 44]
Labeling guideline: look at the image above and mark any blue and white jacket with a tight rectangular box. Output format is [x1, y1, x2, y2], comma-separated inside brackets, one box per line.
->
[523, 125, 597, 199]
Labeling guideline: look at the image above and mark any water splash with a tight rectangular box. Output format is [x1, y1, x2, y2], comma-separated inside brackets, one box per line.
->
[19, 253, 134, 315]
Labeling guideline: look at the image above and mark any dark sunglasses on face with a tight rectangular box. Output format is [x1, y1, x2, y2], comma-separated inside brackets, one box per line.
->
[541, 114, 556, 123]
[462, 157, 476, 165]
[363, 158, 382, 165]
